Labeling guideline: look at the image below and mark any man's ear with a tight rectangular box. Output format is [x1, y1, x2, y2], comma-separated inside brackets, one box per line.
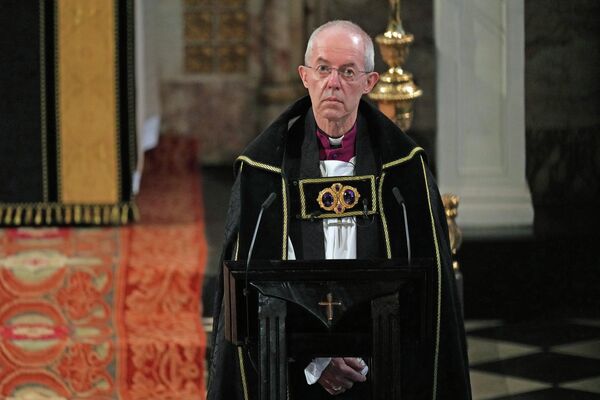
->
[364, 72, 380, 93]
[298, 65, 309, 88]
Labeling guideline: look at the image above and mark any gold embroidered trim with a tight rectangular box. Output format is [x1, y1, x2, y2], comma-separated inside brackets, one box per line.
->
[420, 155, 442, 400]
[299, 175, 375, 185]
[234, 235, 240, 261]
[382, 147, 423, 170]
[298, 175, 376, 219]
[378, 172, 392, 259]
[306, 210, 369, 219]
[281, 176, 288, 260]
[235, 160, 286, 259]
[237, 346, 250, 400]
[233, 162, 244, 261]
[236, 156, 282, 174]
[0, 202, 138, 226]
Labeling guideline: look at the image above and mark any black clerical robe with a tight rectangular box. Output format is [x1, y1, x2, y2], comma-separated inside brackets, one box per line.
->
[207, 96, 472, 400]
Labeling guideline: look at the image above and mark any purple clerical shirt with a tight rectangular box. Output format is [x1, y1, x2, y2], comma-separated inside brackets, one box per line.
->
[316, 123, 357, 162]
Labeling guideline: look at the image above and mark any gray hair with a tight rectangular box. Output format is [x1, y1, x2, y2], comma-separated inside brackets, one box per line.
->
[304, 20, 375, 72]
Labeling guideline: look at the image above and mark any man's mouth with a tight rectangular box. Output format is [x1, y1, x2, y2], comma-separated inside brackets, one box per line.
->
[323, 97, 342, 103]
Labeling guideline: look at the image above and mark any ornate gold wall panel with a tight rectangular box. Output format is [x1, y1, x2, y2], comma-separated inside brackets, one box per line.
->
[185, 11, 212, 41]
[184, 0, 248, 74]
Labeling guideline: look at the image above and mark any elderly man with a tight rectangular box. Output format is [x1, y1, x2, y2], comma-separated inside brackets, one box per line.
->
[208, 20, 471, 399]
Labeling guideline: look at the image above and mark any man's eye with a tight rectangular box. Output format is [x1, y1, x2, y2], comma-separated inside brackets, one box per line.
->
[341, 68, 356, 78]
[316, 65, 331, 74]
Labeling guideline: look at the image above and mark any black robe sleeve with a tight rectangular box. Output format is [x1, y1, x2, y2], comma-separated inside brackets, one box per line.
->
[207, 174, 253, 400]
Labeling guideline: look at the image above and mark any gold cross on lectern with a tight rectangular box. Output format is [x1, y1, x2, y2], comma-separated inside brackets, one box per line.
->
[319, 293, 343, 321]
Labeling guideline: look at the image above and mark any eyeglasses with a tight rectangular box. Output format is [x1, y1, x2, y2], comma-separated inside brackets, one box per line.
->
[304, 64, 370, 82]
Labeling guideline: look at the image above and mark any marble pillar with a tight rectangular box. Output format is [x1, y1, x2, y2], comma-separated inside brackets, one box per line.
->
[435, 0, 534, 228]
[134, 0, 161, 192]
[258, 0, 306, 127]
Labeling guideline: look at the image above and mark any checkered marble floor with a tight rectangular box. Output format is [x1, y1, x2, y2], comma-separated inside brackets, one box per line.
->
[467, 318, 600, 399]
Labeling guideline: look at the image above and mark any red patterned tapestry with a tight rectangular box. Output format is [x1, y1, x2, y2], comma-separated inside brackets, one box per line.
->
[0, 137, 207, 399]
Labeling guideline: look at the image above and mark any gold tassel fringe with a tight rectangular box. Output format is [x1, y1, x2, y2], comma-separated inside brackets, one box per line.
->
[0, 202, 139, 227]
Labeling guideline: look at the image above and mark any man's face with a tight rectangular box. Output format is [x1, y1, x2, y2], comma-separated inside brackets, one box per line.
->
[298, 27, 379, 129]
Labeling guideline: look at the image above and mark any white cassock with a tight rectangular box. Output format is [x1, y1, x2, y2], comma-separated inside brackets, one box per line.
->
[286, 155, 368, 384]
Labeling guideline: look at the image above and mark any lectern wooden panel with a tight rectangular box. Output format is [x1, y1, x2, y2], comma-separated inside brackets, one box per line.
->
[223, 259, 434, 400]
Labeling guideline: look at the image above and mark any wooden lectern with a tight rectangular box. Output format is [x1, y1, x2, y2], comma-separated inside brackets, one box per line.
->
[223, 259, 435, 400]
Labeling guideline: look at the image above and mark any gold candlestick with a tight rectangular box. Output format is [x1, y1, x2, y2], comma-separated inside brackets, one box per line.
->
[442, 193, 464, 312]
[442, 193, 463, 266]
[369, 0, 422, 131]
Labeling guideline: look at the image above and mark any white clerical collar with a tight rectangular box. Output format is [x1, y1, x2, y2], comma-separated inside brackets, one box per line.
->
[328, 135, 344, 146]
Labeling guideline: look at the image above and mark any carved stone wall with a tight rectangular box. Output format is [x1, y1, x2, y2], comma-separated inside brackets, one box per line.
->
[525, 0, 600, 233]
[157, 0, 310, 164]
[156, 0, 258, 164]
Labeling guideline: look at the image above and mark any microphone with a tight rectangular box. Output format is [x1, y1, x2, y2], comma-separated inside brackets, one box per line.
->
[356, 199, 374, 227]
[392, 187, 411, 266]
[391, 186, 404, 207]
[244, 192, 277, 345]
[261, 192, 276, 210]
[247, 192, 277, 267]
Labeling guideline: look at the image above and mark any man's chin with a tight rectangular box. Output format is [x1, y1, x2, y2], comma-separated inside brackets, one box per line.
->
[316, 111, 345, 122]
[317, 104, 345, 118]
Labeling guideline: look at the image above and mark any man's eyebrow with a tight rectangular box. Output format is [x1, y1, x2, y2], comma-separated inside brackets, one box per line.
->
[314, 57, 330, 65]
[314, 57, 359, 68]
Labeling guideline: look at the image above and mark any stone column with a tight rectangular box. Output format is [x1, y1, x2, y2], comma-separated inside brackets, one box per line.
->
[134, 0, 161, 192]
[435, 0, 533, 228]
[258, 0, 306, 127]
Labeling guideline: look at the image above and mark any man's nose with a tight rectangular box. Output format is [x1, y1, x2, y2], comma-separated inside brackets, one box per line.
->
[325, 69, 342, 88]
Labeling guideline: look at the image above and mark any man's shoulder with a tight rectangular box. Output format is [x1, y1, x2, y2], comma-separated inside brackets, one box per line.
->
[358, 100, 428, 169]
[236, 96, 311, 171]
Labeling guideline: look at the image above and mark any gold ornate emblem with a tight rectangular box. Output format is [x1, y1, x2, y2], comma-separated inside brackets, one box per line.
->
[317, 183, 361, 215]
